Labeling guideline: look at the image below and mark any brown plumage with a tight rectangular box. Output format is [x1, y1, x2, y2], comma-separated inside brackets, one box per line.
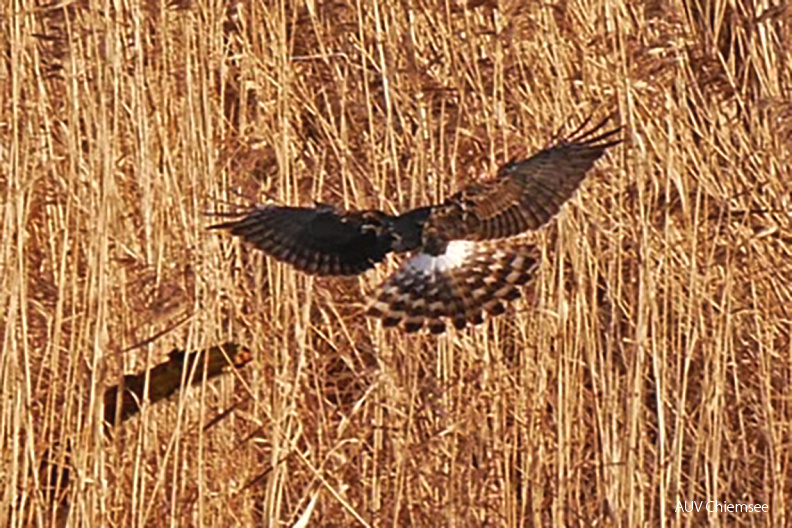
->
[211, 113, 621, 333]
[366, 240, 540, 333]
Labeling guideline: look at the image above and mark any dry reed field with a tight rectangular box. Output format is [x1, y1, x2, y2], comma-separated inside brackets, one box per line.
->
[2, 0, 791, 526]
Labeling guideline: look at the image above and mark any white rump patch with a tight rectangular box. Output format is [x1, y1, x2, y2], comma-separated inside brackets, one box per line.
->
[406, 240, 476, 275]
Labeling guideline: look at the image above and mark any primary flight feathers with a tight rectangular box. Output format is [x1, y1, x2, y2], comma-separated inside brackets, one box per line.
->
[211, 114, 621, 333]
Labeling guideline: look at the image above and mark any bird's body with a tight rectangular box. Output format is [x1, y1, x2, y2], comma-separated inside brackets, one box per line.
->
[211, 114, 621, 333]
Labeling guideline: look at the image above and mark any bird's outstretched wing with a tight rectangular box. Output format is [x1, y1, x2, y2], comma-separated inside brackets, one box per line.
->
[366, 239, 539, 333]
[209, 205, 396, 275]
[431, 113, 622, 242]
[364, 113, 621, 332]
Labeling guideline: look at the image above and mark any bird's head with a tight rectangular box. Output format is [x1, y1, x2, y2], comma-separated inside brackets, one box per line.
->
[388, 206, 432, 253]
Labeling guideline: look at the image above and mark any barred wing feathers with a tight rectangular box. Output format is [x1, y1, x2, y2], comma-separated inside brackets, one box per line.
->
[210, 205, 393, 276]
[450, 114, 621, 241]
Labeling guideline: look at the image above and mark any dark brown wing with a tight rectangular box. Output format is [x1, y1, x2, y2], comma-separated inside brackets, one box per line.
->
[443, 113, 621, 241]
[210, 205, 396, 275]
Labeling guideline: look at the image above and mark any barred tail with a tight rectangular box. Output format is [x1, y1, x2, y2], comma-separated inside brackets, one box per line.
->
[367, 240, 539, 334]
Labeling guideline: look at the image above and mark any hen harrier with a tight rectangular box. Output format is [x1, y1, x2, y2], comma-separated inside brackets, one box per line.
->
[211, 114, 621, 333]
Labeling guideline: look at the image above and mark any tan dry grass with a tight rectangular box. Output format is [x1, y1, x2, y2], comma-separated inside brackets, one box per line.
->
[2, 0, 791, 526]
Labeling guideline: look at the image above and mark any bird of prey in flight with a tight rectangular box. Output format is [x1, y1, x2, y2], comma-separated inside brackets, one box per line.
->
[211, 114, 621, 334]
